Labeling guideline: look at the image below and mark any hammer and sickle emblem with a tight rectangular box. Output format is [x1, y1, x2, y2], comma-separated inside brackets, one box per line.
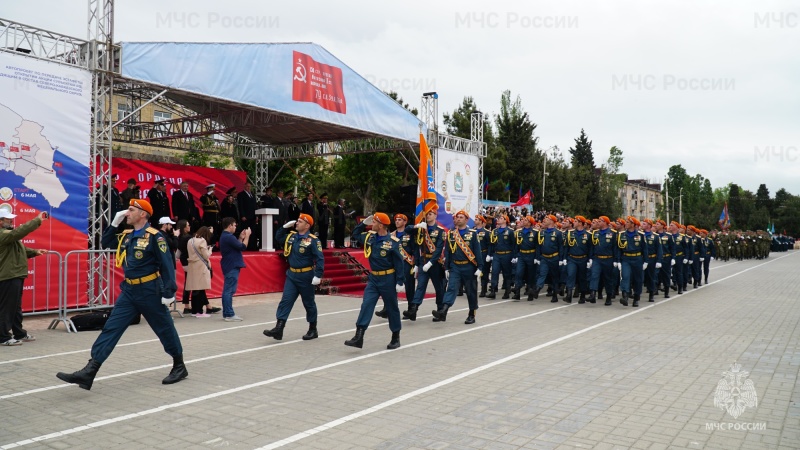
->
[294, 59, 307, 83]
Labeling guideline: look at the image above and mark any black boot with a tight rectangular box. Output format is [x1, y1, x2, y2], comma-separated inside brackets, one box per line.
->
[162, 355, 189, 384]
[502, 287, 511, 299]
[564, 289, 573, 303]
[578, 292, 586, 304]
[632, 295, 639, 307]
[375, 307, 388, 319]
[587, 291, 597, 303]
[402, 304, 418, 321]
[432, 304, 450, 322]
[512, 288, 521, 301]
[604, 293, 612, 306]
[559, 285, 566, 296]
[573, 290, 580, 298]
[532, 286, 541, 300]
[486, 287, 496, 299]
[464, 310, 476, 325]
[56, 358, 102, 390]
[550, 292, 558, 303]
[344, 327, 366, 348]
[620, 291, 629, 306]
[302, 322, 318, 340]
[263, 319, 286, 340]
[648, 292, 654, 302]
[479, 285, 487, 298]
[458, 286, 464, 297]
[387, 331, 400, 350]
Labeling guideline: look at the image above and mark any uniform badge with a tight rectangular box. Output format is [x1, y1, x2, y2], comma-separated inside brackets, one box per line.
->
[136, 238, 149, 249]
[316, 241, 322, 251]
[380, 250, 387, 257]
[134, 250, 144, 259]
[159, 241, 167, 253]
[299, 247, 306, 253]
[550, 236, 555, 241]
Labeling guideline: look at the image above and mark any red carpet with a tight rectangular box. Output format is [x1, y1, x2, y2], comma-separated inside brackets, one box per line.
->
[322, 248, 434, 299]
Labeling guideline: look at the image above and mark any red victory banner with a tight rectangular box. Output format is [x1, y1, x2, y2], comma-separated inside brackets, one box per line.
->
[291, 50, 347, 114]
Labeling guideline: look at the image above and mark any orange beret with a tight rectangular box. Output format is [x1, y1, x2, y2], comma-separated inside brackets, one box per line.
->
[657, 219, 667, 227]
[393, 213, 408, 222]
[574, 215, 587, 224]
[700, 229, 708, 234]
[527, 216, 536, 225]
[130, 198, 153, 215]
[643, 219, 654, 225]
[599, 216, 611, 224]
[626, 216, 641, 227]
[423, 202, 438, 214]
[298, 213, 314, 226]
[498, 214, 509, 223]
[474, 214, 486, 223]
[546, 214, 558, 222]
[374, 212, 391, 225]
[670, 221, 681, 228]
[679, 224, 686, 230]
[616, 218, 626, 226]
[453, 209, 469, 219]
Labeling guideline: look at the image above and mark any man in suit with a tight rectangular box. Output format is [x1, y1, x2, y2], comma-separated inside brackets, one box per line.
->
[301, 192, 316, 233]
[237, 181, 259, 251]
[286, 192, 300, 222]
[171, 181, 199, 229]
[317, 193, 331, 250]
[333, 198, 347, 248]
[260, 186, 275, 209]
[147, 179, 170, 228]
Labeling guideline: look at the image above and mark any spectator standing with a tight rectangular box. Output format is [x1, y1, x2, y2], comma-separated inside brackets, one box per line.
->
[301, 192, 316, 232]
[0, 211, 47, 346]
[186, 226, 215, 317]
[172, 181, 200, 229]
[147, 179, 170, 228]
[220, 187, 240, 224]
[317, 193, 331, 249]
[333, 198, 347, 248]
[237, 182, 259, 250]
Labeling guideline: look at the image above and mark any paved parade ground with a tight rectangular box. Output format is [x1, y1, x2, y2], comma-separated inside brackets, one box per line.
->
[2, 252, 798, 449]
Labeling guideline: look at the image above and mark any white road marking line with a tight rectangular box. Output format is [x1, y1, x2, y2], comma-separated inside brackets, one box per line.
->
[254, 254, 792, 449]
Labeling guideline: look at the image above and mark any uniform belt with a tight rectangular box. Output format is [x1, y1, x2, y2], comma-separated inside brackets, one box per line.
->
[424, 253, 434, 257]
[694, 251, 699, 254]
[542, 252, 559, 258]
[676, 252, 684, 256]
[290, 266, 313, 273]
[454, 260, 472, 265]
[597, 255, 613, 259]
[569, 254, 587, 258]
[204, 209, 219, 213]
[663, 253, 671, 257]
[125, 272, 160, 285]
[648, 254, 657, 258]
[623, 252, 642, 257]
[496, 251, 511, 255]
[520, 249, 536, 254]
[372, 268, 396, 276]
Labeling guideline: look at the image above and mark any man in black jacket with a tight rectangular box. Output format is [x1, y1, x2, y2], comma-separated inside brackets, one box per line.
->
[333, 198, 347, 248]
[237, 181, 259, 250]
[301, 192, 316, 233]
[317, 193, 331, 250]
[171, 181, 200, 229]
[147, 179, 171, 227]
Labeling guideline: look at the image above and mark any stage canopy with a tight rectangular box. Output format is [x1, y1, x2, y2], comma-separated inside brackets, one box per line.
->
[119, 42, 423, 145]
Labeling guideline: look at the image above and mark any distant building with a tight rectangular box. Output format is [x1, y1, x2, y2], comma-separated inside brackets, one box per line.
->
[619, 178, 663, 221]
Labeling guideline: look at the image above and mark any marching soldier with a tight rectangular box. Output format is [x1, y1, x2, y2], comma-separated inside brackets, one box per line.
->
[641, 219, 663, 302]
[263, 214, 324, 341]
[345, 213, 404, 349]
[700, 229, 715, 284]
[513, 216, 538, 301]
[655, 220, 675, 299]
[474, 215, 492, 297]
[669, 222, 689, 294]
[588, 216, 618, 305]
[565, 216, 593, 304]
[403, 204, 446, 321]
[686, 226, 704, 288]
[376, 214, 416, 319]
[434, 210, 482, 324]
[616, 217, 648, 307]
[57, 199, 186, 390]
[486, 214, 515, 299]
[531, 214, 565, 303]
[558, 218, 573, 297]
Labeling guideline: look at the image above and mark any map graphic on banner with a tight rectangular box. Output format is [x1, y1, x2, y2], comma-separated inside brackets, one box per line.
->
[435, 149, 480, 226]
[0, 52, 92, 249]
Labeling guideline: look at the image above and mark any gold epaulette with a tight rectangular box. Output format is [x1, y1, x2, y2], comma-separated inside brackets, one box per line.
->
[390, 235, 400, 242]
[121, 229, 133, 235]
[308, 233, 318, 239]
[145, 227, 159, 235]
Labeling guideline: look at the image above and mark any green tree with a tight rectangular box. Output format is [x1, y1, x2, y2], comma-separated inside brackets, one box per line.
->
[755, 184, 772, 216]
[569, 129, 595, 168]
[182, 139, 231, 169]
[495, 90, 542, 204]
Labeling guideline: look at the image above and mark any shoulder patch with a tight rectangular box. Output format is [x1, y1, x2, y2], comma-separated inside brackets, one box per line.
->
[145, 227, 159, 235]
[121, 229, 133, 235]
[308, 233, 317, 239]
[390, 235, 400, 242]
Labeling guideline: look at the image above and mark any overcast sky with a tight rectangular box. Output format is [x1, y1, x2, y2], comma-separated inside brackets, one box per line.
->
[6, 0, 799, 194]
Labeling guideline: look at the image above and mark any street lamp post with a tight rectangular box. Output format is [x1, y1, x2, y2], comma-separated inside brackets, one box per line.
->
[665, 175, 670, 224]
[679, 187, 683, 225]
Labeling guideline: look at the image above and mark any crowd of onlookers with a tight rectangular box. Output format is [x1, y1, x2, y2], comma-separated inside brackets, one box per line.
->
[481, 206, 567, 227]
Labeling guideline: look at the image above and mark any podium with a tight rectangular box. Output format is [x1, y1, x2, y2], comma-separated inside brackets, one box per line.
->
[255, 208, 280, 251]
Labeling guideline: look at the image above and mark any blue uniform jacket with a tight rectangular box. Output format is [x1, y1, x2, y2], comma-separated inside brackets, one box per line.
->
[617, 230, 649, 260]
[592, 228, 619, 263]
[659, 232, 676, 262]
[475, 227, 491, 255]
[276, 226, 324, 278]
[536, 228, 564, 261]
[352, 222, 404, 284]
[566, 229, 593, 259]
[488, 227, 514, 256]
[643, 231, 663, 265]
[392, 228, 417, 273]
[514, 227, 538, 258]
[415, 224, 446, 266]
[444, 227, 482, 269]
[102, 224, 177, 298]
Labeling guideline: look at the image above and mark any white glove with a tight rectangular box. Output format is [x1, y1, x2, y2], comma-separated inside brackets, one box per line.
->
[587, 260, 593, 269]
[613, 262, 620, 269]
[161, 297, 175, 306]
[444, 270, 450, 280]
[111, 210, 127, 227]
[683, 259, 688, 264]
[396, 283, 404, 293]
[475, 269, 482, 278]
[363, 214, 374, 225]
[671, 259, 676, 266]
[511, 258, 518, 264]
[423, 261, 433, 272]
[700, 258, 705, 262]
[561, 260, 567, 266]
[534, 259, 540, 265]
[283, 220, 296, 229]
[412, 266, 418, 275]
[655, 262, 662, 269]
[643, 262, 648, 270]
[710, 256, 715, 261]
[486, 255, 492, 262]
[311, 276, 321, 285]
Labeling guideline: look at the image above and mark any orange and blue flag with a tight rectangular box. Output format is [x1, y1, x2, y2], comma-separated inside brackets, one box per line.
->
[415, 133, 437, 224]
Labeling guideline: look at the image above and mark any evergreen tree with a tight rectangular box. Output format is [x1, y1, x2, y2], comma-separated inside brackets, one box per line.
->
[569, 129, 595, 168]
[495, 90, 542, 204]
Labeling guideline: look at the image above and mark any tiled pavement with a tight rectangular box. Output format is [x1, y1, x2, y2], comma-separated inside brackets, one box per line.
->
[1, 253, 798, 449]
